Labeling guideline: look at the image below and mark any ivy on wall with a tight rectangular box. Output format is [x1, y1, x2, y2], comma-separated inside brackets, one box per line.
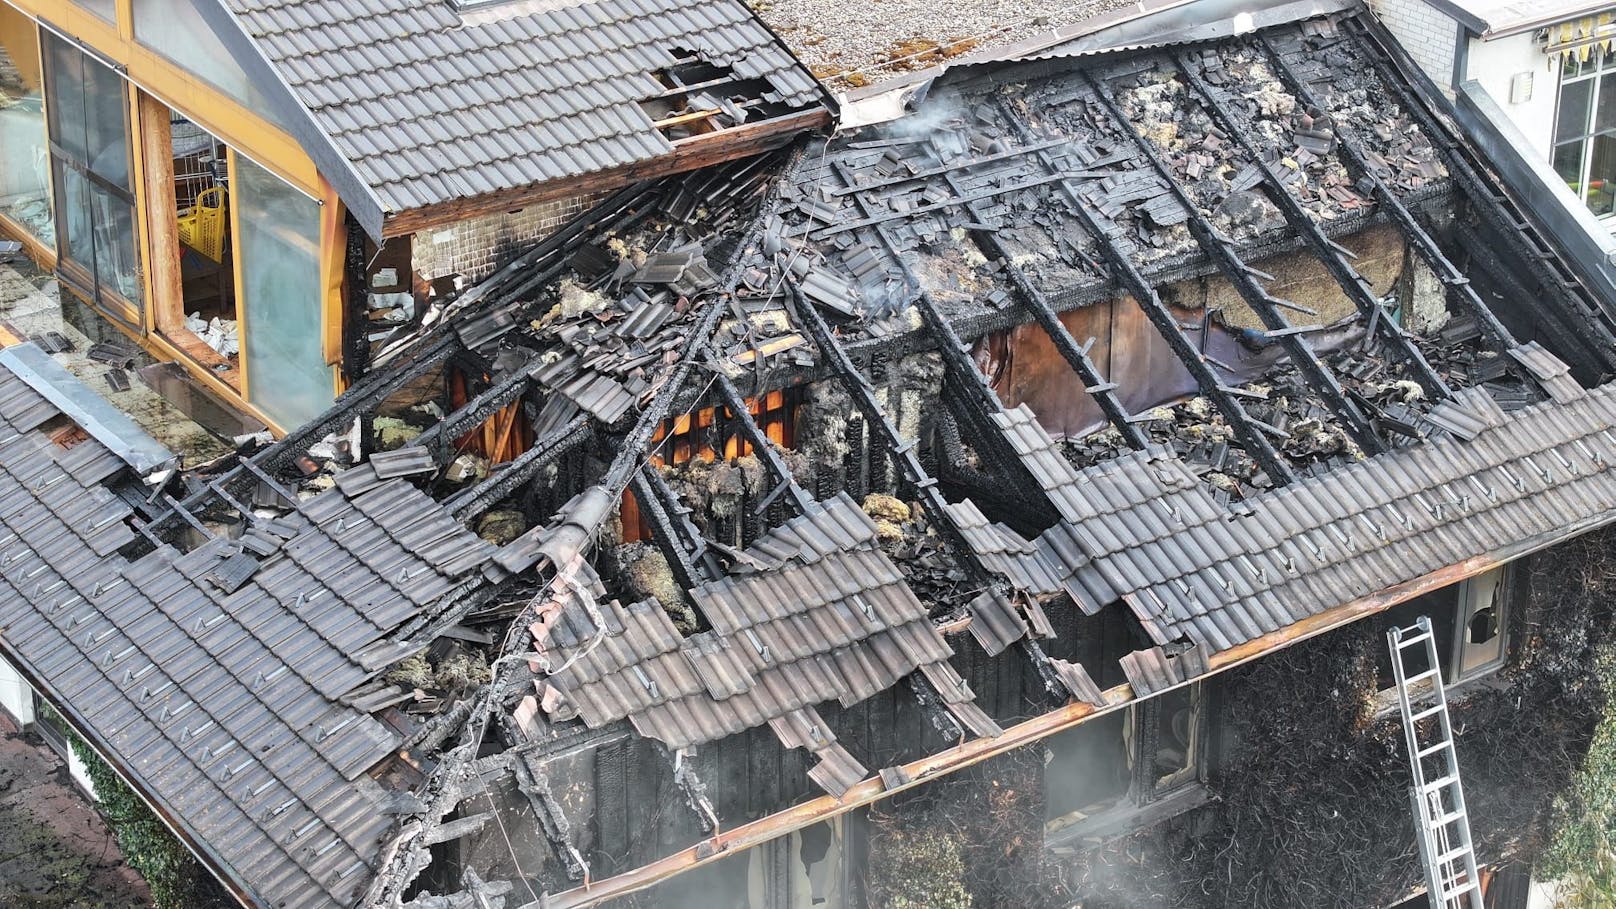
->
[1543, 643, 1616, 900]
[40, 704, 230, 909]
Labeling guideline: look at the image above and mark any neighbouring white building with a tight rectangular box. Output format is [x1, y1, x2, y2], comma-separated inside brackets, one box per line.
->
[1374, 0, 1616, 227]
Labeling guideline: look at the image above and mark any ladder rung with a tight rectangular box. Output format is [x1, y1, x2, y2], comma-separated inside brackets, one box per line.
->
[1411, 704, 1445, 722]
[1405, 669, 1441, 686]
[1396, 631, 1432, 649]
[1429, 808, 1466, 828]
[1441, 880, 1480, 900]
[1423, 775, 1458, 795]
[1417, 740, 1453, 759]
[1435, 846, 1470, 865]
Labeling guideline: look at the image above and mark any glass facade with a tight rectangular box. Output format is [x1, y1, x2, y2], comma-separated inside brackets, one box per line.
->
[237, 156, 332, 428]
[1555, 49, 1616, 217]
[43, 32, 143, 316]
[132, 0, 281, 121]
[0, 6, 52, 246]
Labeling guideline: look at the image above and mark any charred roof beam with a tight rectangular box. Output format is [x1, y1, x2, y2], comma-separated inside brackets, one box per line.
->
[710, 366, 816, 517]
[827, 161, 1065, 513]
[939, 171, 1150, 450]
[1336, 16, 1616, 374]
[1172, 51, 1453, 403]
[1086, 71, 1387, 457]
[993, 100, 1297, 485]
[629, 464, 716, 593]
[787, 281, 1068, 702]
[787, 280, 979, 566]
[444, 414, 593, 522]
[410, 367, 537, 465]
[1252, 35, 1531, 368]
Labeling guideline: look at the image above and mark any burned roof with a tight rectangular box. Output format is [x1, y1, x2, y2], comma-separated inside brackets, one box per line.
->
[225, 0, 827, 223]
[13, 7, 1616, 908]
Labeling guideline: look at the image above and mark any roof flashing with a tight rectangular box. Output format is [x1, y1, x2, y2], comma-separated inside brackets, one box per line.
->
[0, 342, 176, 476]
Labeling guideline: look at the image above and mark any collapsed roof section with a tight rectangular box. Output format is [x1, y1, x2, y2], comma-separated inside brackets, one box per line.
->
[226, 0, 831, 234]
[9, 7, 1616, 909]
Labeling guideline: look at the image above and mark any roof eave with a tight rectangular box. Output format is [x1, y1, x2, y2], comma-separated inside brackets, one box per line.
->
[378, 107, 831, 239]
[537, 490, 1616, 908]
[0, 634, 269, 909]
[193, 0, 390, 239]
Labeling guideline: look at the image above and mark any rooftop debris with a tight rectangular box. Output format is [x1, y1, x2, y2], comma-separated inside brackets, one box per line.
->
[6, 12, 1616, 909]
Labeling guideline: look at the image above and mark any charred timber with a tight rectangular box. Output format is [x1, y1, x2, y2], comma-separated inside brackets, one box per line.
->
[1339, 15, 1616, 374]
[445, 414, 592, 521]
[1172, 51, 1453, 402]
[1086, 70, 1387, 456]
[992, 99, 1297, 484]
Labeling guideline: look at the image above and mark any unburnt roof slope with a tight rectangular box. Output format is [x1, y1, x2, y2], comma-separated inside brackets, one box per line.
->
[0, 350, 504, 908]
[225, 0, 825, 216]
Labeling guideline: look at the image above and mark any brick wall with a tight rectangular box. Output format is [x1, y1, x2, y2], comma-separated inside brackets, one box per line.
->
[411, 192, 605, 282]
[1370, 0, 1460, 92]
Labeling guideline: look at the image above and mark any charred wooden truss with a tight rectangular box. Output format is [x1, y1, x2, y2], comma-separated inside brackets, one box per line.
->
[9, 11, 1616, 909]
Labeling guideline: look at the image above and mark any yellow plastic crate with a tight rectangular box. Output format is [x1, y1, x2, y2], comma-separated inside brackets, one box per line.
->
[177, 186, 226, 262]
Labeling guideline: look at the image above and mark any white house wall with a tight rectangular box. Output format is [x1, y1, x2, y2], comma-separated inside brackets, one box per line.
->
[0, 652, 34, 727]
[1464, 34, 1561, 160]
[1371, 0, 1460, 88]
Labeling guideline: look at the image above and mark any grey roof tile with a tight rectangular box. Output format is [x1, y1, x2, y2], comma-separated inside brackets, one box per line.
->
[224, 0, 824, 216]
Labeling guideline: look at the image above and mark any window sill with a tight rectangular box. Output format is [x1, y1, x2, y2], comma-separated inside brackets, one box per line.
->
[1045, 785, 1212, 853]
[1369, 671, 1510, 723]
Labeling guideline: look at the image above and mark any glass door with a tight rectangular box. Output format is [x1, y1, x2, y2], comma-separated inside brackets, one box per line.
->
[42, 32, 143, 326]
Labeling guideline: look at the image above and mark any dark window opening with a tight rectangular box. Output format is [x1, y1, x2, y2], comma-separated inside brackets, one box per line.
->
[1045, 682, 1206, 838]
[1374, 566, 1512, 695]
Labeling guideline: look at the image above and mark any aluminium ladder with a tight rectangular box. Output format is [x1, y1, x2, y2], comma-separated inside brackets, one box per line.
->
[1388, 616, 1483, 909]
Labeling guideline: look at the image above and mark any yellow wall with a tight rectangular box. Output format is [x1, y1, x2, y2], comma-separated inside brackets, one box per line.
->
[0, 4, 40, 91]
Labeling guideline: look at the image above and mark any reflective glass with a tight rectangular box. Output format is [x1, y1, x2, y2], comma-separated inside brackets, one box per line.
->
[238, 156, 332, 427]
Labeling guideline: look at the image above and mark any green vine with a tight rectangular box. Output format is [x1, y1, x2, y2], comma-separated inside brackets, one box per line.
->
[39, 704, 229, 909]
[1543, 643, 1616, 902]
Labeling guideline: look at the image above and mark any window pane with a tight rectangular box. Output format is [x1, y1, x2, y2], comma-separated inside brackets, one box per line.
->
[1153, 685, 1197, 790]
[78, 0, 116, 22]
[53, 161, 96, 275]
[89, 184, 142, 303]
[1597, 79, 1616, 134]
[0, 8, 54, 246]
[42, 33, 88, 163]
[1559, 79, 1594, 143]
[1555, 141, 1587, 195]
[1045, 710, 1131, 821]
[80, 53, 131, 189]
[1589, 133, 1616, 216]
[1458, 569, 1507, 677]
[131, 0, 280, 120]
[238, 156, 333, 428]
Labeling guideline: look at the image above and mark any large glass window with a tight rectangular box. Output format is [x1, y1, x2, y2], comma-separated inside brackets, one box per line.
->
[236, 156, 332, 428]
[0, 8, 52, 247]
[43, 32, 143, 319]
[132, 0, 281, 120]
[1554, 49, 1616, 217]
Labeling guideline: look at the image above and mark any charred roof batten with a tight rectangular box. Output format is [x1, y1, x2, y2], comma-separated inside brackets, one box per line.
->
[14, 9, 1616, 909]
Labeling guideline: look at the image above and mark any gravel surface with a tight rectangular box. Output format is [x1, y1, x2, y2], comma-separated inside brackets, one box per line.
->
[751, 0, 1137, 88]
